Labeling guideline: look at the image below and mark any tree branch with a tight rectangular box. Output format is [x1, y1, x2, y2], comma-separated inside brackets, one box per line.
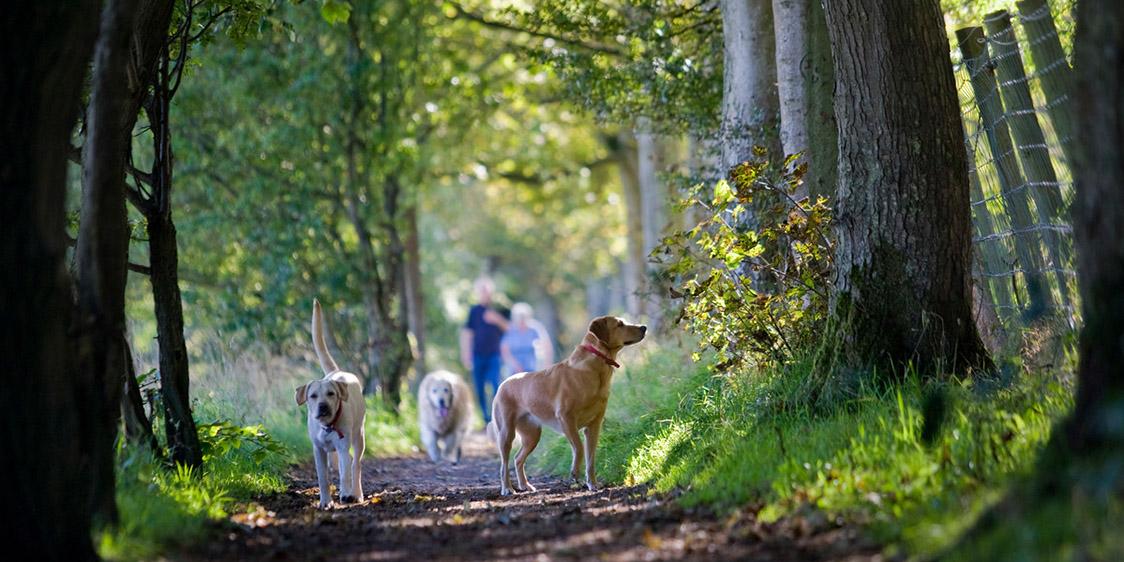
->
[447, 2, 624, 57]
[128, 262, 152, 275]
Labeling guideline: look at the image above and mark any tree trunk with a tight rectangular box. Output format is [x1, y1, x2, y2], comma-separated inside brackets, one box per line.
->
[76, 0, 140, 526]
[138, 48, 203, 467]
[1066, 0, 1124, 452]
[772, 0, 809, 195]
[614, 133, 646, 319]
[719, 0, 782, 172]
[823, 0, 992, 374]
[803, 0, 837, 200]
[636, 121, 671, 331]
[403, 203, 427, 382]
[0, 2, 100, 558]
[148, 212, 203, 466]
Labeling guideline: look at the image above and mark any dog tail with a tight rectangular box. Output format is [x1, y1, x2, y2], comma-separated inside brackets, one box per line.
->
[312, 299, 341, 375]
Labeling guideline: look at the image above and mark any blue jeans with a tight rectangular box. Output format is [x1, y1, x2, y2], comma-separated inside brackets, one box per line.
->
[472, 353, 502, 423]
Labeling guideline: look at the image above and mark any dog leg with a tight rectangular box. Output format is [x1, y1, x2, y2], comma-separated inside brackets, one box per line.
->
[313, 446, 332, 509]
[560, 418, 585, 486]
[514, 423, 542, 492]
[352, 428, 365, 501]
[497, 419, 517, 496]
[422, 429, 440, 463]
[440, 432, 460, 464]
[337, 446, 356, 503]
[454, 429, 465, 465]
[583, 417, 605, 491]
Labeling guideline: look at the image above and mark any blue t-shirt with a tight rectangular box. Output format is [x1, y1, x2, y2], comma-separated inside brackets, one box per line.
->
[465, 304, 505, 357]
[502, 326, 541, 371]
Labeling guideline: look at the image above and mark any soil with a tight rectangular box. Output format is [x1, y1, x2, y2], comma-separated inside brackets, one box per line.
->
[183, 432, 887, 561]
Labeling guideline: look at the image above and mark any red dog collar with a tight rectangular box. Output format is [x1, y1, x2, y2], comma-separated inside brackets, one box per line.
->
[580, 344, 620, 368]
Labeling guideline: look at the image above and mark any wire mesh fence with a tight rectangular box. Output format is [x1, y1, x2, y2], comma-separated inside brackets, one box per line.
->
[951, 0, 1078, 335]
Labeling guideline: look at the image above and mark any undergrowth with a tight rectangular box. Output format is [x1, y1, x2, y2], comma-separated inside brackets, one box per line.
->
[535, 342, 1076, 559]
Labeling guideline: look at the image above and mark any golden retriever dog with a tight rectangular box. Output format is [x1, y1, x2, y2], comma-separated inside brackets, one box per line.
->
[488, 316, 646, 495]
[417, 370, 474, 464]
[295, 299, 367, 508]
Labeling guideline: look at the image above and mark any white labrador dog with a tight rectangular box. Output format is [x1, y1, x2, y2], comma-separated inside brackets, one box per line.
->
[295, 299, 366, 508]
[417, 370, 474, 464]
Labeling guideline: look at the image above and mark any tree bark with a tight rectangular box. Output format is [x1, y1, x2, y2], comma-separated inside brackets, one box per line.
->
[1066, 0, 1124, 452]
[803, 0, 837, 200]
[77, 0, 141, 525]
[0, 2, 100, 558]
[719, 0, 782, 173]
[148, 210, 203, 466]
[772, 0, 809, 193]
[823, 0, 992, 374]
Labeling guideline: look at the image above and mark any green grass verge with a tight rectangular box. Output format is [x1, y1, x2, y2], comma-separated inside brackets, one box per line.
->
[98, 426, 289, 560]
[99, 391, 421, 560]
[534, 343, 1076, 559]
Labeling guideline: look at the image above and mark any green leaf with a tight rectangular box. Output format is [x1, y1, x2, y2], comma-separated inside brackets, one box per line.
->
[712, 179, 734, 206]
[320, 0, 352, 25]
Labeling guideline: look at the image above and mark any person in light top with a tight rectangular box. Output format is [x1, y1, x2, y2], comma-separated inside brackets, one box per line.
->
[500, 302, 553, 376]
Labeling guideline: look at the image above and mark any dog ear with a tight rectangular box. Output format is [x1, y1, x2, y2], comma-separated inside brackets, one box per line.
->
[334, 380, 349, 404]
[295, 384, 308, 406]
[588, 316, 613, 344]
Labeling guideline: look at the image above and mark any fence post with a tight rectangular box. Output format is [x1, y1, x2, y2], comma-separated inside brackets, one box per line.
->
[967, 156, 1018, 324]
[957, 25, 1053, 320]
[1015, 0, 1075, 165]
[984, 10, 1072, 311]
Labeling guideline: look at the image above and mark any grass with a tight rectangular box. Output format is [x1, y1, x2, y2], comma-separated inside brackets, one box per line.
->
[534, 340, 1078, 559]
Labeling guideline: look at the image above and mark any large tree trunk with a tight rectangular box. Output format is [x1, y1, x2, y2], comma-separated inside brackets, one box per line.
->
[1067, 0, 1124, 452]
[0, 2, 100, 558]
[823, 0, 992, 374]
[719, 0, 782, 172]
[772, 0, 809, 193]
[77, 0, 141, 525]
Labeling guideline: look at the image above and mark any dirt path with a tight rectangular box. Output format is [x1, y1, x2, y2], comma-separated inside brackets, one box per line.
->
[185, 432, 885, 561]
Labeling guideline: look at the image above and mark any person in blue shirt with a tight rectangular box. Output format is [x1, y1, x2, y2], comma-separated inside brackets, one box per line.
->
[501, 302, 553, 376]
[460, 277, 508, 423]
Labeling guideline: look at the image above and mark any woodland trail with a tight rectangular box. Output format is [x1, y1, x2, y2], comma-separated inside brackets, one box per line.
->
[183, 433, 886, 561]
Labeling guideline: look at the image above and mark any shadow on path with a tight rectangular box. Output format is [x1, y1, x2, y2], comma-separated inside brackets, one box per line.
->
[182, 432, 885, 561]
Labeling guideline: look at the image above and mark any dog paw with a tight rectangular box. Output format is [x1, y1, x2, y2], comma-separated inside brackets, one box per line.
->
[340, 494, 357, 504]
[522, 482, 537, 492]
[318, 500, 331, 510]
[500, 488, 513, 496]
[586, 482, 598, 492]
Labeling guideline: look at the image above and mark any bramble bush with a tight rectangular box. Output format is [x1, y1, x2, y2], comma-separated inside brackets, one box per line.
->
[656, 148, 834, 371]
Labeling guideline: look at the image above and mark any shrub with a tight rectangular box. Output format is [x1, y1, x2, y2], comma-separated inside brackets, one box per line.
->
[656, 149, 834, 372]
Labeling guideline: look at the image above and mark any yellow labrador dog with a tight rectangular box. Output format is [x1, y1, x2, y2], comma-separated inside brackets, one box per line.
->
[489, 316, 646, 495]
[295, 299, 366, 508]
[417, 370, 474, 464]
